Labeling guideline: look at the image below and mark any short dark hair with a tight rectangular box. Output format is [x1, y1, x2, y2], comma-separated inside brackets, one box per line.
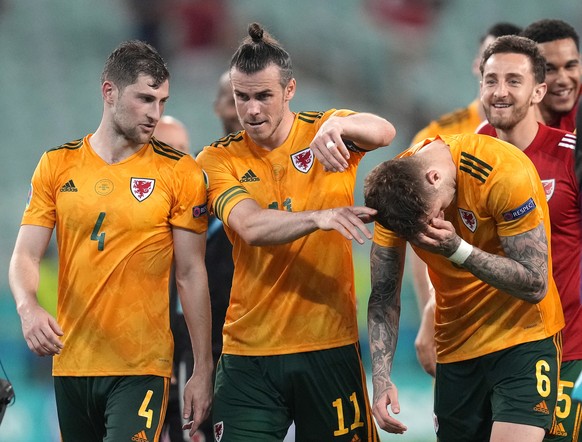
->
[521, 19, 580, 51]
[101, 40, 169, 90]
[480, 35, 547, 84]
[482, 22, 522, 43]
[230, 23, 293, 87]
[364, 156, 435, 240]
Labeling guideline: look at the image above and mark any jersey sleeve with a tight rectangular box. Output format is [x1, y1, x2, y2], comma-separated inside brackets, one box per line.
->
[170, 155, 208, 234]
[486, 149, 546, 237]
[196, 147, 252, 226]
[21, 152, 57, 228]
[372, 222, 406, 247]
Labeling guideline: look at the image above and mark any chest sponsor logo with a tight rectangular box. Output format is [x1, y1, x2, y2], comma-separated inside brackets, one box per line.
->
[131, 178, 155, 202]
[502, 197, 536, 221]
[459, 208, 477, 232]
[291, 147, 313, 173]
[541, 179, 555, 201]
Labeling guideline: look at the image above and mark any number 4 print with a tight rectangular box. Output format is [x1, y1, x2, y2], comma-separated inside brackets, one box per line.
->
[91, 212, 106, 251]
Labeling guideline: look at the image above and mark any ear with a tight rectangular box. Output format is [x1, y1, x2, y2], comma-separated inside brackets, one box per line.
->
[426, 169, 441, 186]
[284, 78, 296, 101]
[531, 82, 547, 105]
[102, 81, 116, 104]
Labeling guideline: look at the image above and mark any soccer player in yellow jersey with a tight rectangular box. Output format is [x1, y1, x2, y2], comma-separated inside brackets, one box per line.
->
[8, 41, 212, 442]
[364, 133, 565, 441]
[409, 23, 522, 373]
[197, 23, 395, 442]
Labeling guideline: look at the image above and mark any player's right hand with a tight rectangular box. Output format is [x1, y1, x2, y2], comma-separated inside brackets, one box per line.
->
[372, 383, 408, 434]
[317, 206, 377, 244]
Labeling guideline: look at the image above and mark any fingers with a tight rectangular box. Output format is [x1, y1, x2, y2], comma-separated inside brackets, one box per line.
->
[23, 312, 64, 356]
[328, 207, 374, 244]
[311, 138, 350, 172]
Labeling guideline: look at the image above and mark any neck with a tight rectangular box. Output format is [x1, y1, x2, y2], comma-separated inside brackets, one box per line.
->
[90, 124, 146, 164]
[494, 114, 539, 151]
[254, 110, 295, 151]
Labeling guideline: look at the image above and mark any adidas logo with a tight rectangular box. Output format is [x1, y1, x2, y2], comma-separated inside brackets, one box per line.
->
[550, 422, 567, 437]
[131, 430, 149, 441]
[351, 435, 361, 442]
[533, 400, 549, 414]
[240, 169, 260, 182]
[60, 179, 78, 192]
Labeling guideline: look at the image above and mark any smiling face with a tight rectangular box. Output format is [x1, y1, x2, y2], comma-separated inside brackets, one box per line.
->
[537, 38, 581, 120]
[109, 73, 169, 146]
[481, 52, 544, 131]
[230, 64, 295, 149]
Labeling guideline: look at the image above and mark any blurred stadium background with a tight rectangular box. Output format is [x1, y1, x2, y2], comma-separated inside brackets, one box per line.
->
[0, 1, 579, 440]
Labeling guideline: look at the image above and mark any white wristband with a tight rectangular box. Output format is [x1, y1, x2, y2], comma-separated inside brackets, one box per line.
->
[447, 239, 473, 265]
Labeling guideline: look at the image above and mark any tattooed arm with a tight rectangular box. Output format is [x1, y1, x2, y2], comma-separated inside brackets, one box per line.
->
[462, 223, 548, 303]
[414, 217, 548, 303]
[368, 242, 408, 434]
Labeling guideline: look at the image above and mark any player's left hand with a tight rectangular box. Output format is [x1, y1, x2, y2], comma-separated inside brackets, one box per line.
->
[411, 213, 460, 256]
[310, 120, 350, 172]
[182, 368, 213, 437]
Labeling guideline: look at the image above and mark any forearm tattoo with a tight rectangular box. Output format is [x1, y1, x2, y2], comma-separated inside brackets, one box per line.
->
[463, 223, 548, 303]
[368, 243, 405, 401]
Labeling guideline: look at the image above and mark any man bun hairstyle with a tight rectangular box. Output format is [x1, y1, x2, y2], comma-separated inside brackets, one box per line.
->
[230, 22, 293, 87]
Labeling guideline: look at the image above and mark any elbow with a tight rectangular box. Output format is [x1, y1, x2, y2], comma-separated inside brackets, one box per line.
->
[382, 121, 397, 146]
[237, 227, 267, 246]
[528, 277, 547, 304]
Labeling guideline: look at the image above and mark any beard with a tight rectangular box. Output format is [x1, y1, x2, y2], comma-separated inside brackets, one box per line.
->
[485, 101, 531, 131]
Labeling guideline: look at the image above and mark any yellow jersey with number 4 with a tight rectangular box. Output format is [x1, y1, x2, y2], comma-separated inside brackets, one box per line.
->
[22, 135, 208, 377]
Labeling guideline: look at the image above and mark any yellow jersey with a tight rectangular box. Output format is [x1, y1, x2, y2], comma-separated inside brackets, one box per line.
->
[22, 135, 208, 377]
[374, 133, 564, 363]
[197, 110, 365, 356]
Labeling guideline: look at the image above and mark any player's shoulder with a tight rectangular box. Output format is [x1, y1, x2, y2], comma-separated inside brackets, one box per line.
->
[208, 130, 245, 149]
[296, 110, 327, 124]
[46, 138, 84, 155]
[537, 125, 576, 155]
[150, 137, 188, 162]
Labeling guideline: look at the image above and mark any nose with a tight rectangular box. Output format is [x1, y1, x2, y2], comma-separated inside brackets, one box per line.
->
[247, 99, 261, 116]
[149, 101, 164, 122]
[493, 82, 508, 98]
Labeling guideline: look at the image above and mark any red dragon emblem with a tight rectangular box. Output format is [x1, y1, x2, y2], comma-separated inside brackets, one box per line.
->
[213, 421, 224, 442]
[131, 178, 155, 202]
[291, 148, 314, 173]
[458, 208, 477, 232]
[541, 179, 555, 201]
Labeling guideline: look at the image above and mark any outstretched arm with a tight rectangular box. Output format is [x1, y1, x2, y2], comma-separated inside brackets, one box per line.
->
[310, 112, 396, 172]
[173, 227, 213, 437]
[9, 224, 64, 357]
[368, 242, 408, 434]
[227, 198, 377, 246]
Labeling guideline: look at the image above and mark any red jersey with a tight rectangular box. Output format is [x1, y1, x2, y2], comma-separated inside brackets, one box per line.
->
[478, 123, 582, 361]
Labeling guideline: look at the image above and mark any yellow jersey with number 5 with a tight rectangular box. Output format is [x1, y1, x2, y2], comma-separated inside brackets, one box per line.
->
[22, 135, 208, 377]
